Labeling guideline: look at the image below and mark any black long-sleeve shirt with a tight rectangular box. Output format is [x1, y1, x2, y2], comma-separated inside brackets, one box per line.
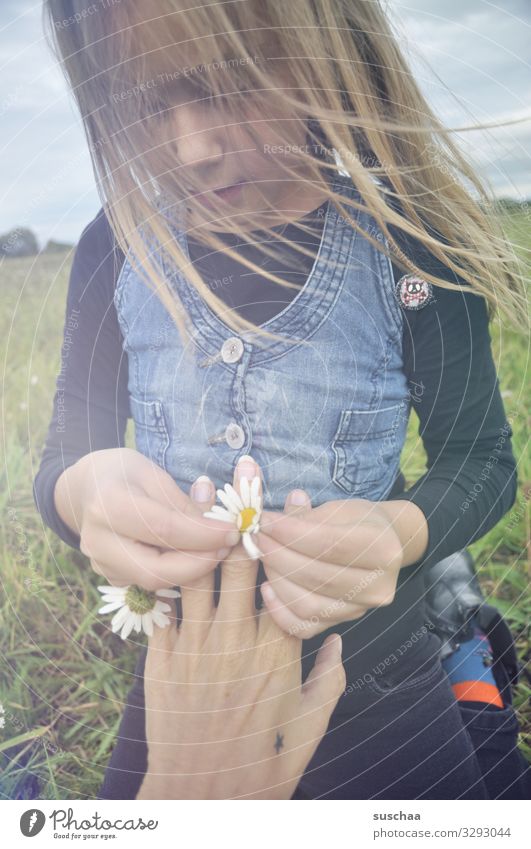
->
[33, 202, 517, 565]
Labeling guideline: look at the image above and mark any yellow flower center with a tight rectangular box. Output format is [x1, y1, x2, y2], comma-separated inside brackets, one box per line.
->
[238, 507, 257, 533]
[125, 585, 156, 614]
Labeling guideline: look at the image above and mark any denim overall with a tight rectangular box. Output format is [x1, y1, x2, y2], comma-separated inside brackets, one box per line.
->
[114, 171, 411, 508]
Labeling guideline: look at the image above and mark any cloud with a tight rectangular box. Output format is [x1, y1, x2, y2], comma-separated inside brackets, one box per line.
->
[0, 0, 529, 243]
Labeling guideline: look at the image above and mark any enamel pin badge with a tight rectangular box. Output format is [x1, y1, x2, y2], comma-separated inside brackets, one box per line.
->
[395, 274, 434, 310]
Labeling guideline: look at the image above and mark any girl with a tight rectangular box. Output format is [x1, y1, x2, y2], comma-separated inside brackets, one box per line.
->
[35, 0, 528, 798]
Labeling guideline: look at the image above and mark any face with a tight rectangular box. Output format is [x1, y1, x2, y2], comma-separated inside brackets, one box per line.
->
[150, 48, 328, 230]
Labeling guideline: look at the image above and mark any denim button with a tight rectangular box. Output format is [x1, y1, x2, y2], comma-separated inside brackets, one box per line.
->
[225, 422, 245, 449]
[221, 336, 244, 363]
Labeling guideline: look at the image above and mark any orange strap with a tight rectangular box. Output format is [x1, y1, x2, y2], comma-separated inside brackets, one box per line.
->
[452, 680, 504, 708]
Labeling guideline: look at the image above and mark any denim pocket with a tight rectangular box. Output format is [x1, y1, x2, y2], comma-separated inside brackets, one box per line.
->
[331, 403, 404, 497]
[366, 653, 444, 697]
[129, 395, 170, 470]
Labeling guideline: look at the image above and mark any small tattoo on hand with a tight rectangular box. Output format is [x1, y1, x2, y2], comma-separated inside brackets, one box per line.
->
[274, 732, 284, 754]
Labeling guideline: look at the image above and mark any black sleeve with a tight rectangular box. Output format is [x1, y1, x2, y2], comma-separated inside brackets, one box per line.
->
[386, 242, 518, 571]
[32, 208, 130, 550]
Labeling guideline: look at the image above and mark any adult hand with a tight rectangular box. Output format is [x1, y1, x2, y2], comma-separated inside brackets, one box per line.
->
[137, 463, 346, 799]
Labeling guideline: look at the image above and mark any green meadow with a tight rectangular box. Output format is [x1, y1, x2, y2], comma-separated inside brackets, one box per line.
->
[1, 214, 529, 799]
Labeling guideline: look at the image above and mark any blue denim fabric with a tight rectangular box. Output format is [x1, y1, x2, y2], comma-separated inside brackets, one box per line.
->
[114, 172, 410, 508]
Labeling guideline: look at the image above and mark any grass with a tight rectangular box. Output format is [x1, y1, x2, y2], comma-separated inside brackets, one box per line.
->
[0, 216, 529, 799]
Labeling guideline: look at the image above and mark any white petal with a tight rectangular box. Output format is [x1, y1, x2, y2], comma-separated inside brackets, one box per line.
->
[242, 532, 263, 560]
[142, 614, 154, 636]
[156, 589, 180, 598]
[152, 610, 171, 628]
[120, 616, 136, 640]
[224, 482, 245, 511]
[97, 585, 127, 597]
[111, 606, 130, 632]
[154, 601, 172, 613]
[216, 488, 239, 516]
[240, 475, 250, 507]
[98, 601, 125, 615]
[133, 613, 142, 633]
[209, 504, 232, 516]
[203, 509, 233, 523]
[99, 592, 128, 602]
[250, 475, 261, 502]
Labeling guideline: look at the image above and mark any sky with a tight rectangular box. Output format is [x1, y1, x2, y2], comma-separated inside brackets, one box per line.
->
[0, 0, 529, 247]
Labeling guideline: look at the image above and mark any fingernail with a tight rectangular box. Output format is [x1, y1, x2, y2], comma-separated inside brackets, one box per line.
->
[236, 455, 256, 481]
[192, 475, 213, 502]
[216, 547, 231, 560]
[287, 489, 308, 506]
[225, 530, 241, 546]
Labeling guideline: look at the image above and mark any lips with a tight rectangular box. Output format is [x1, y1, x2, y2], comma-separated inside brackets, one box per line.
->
[197, 179, 247, 208]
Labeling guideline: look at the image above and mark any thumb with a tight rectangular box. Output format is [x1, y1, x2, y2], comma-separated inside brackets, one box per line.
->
[284, 488, 312, 516]
[301, 633, 346, 715]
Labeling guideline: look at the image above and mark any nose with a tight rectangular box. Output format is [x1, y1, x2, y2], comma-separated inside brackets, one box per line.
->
[174, 104, 225, 174]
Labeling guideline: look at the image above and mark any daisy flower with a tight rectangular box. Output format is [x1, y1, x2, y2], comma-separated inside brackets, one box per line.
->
[203, 475, 263, 560]
[97, 584, 180, 640]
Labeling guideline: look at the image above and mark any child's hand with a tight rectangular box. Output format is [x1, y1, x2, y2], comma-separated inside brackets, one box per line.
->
[256, 495, 405, 639]
[69, 447, 240, 590]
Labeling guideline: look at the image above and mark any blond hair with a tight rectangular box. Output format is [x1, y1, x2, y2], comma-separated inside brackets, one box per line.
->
[43, 0, 529, 348]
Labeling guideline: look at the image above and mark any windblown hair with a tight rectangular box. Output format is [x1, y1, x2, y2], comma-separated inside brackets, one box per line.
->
[43, 0, 529, 346]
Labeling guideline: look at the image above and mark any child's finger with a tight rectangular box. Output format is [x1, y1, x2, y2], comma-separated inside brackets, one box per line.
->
[284, 488, 312, 516]
[98, 487, 237, 552]
[90, 529, 223, 590]
[260, 581, 310, 637]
